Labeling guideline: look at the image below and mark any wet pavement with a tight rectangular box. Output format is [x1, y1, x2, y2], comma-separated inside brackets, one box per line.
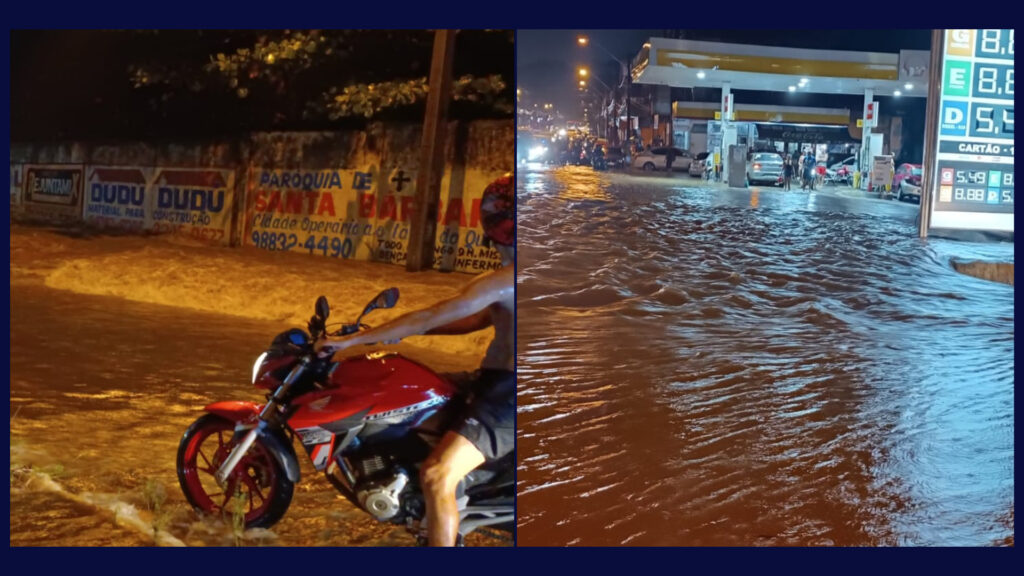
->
[515, 165, 1014, 546]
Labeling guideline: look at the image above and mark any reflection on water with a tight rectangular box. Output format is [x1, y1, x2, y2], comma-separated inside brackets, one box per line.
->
[516, 166, 1014, 547]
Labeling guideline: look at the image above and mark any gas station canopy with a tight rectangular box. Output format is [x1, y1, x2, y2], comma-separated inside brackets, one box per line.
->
[672, 102, 852, 125]
[632, 38, 930, 97]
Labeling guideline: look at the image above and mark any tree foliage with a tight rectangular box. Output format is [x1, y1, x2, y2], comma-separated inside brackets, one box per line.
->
[319, 75, 510, 119]
[126, 30, 513, 124]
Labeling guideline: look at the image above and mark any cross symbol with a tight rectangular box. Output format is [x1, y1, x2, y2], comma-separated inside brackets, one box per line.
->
[391, 170, 412, 192]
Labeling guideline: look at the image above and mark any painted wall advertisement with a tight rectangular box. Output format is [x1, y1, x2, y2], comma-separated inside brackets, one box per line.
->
[80, 166, 235, 244]
[433, 170, 507, 274]
[151, 168, 235, 245]
[22, 164, 84, 221]
[245, 166, 504, 274]
[10, 164, 22, 206]
[84, 166, 152, 230]
[929, 29, 1014, 232]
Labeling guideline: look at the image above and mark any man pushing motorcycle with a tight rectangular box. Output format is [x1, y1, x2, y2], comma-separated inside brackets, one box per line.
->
[315, 174, 515, 546]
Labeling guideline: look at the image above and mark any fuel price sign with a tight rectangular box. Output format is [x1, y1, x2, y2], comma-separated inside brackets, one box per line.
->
[929, 29, 1014, 232]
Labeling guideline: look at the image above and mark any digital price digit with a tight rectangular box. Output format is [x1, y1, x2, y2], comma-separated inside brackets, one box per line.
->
[981, 30, 1001, 54]
[955, 170, 987, 184]
[975, 106, 995, 134]
[971, 103, 1014, 138]
[973, 64, 1014, 99]
[954, 187, 986, 202]
[976, 29, 1014, 59]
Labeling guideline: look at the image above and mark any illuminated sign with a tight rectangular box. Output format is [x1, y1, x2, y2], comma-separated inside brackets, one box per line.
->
[864, 101, 879, 127]
[929, 29, 1013, 232]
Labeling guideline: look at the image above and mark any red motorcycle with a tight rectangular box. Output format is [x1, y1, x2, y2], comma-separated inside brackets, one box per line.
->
[834, 165, 854, 186]
[176, 289, 514, 544]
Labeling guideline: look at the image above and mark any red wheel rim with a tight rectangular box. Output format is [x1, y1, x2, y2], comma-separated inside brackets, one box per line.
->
[181, 419, 279, 524]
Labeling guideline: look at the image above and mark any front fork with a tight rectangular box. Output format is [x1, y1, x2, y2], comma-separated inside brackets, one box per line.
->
[214, 356, 310, 486]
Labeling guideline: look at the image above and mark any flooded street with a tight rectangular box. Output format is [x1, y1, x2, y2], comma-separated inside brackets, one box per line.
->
[515, 166, 1014, 546]
[9, 286, 422, 546]
[8, 227, 502, 547]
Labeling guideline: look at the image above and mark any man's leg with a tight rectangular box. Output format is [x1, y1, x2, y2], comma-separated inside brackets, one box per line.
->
[420, 431, 485, 546]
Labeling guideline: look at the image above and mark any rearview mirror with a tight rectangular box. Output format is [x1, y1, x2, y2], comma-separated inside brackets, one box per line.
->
[308, 296, 330, 338]
[316, 296, 330, 322]
[357, 288, 400, 324]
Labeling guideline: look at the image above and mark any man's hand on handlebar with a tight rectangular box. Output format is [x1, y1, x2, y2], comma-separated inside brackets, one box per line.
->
[314, 334, 402, 359]
[313, 336, 344, 359]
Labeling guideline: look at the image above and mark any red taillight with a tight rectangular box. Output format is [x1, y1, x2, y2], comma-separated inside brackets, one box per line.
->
[754, 163, 761, 170]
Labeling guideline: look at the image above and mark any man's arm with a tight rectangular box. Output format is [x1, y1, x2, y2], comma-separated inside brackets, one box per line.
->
[423, 308, 493, 335]
[318, 265, 513, 353]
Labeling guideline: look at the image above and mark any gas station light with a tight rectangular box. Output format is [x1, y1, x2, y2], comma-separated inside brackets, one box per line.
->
[697, 71, 706, 79]
[904, 83, 913, 90]
[788, 85, 796, 92]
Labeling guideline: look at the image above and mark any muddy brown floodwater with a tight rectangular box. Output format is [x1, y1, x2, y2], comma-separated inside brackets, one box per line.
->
[515, 166, 1014, 547]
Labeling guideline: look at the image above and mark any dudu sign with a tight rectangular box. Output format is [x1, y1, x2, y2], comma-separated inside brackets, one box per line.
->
[84, 167, 151, 230]
[151, 168, 235, 244]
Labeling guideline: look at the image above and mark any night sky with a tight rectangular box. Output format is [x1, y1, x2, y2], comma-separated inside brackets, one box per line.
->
[517, 29, 933, 117]
[10, 30, 514, 142]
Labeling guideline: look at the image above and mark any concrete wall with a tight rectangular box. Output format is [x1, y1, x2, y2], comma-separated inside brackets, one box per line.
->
[10, 120, 513, 274]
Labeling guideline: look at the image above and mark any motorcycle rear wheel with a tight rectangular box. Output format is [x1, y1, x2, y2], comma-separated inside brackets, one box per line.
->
[177, 414, 294, 529]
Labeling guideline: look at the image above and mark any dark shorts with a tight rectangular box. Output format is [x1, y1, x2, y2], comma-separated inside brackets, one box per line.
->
[452, 369, 515, 462]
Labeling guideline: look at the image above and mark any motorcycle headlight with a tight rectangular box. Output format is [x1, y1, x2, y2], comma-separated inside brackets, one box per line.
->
[251, 352, 269, 385]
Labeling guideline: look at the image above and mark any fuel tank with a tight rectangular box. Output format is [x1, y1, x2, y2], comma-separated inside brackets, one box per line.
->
[288, 351, 455, 431]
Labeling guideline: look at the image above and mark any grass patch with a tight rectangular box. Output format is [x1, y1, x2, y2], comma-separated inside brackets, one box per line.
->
[230, 489, 247, 546]
[142, 478, 175, 536]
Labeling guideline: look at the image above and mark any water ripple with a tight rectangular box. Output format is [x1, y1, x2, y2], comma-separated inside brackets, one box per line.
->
[516, 166, 1014, 547]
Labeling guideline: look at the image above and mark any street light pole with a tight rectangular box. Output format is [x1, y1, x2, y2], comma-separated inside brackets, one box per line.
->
[578, 34, 632, 150]
[625, 61, 632, 150]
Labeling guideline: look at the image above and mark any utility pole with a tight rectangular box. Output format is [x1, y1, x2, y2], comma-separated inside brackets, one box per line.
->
[406, 29, 456, 272]
[625, 61, 632, 148]
[918, 29, 944, 238]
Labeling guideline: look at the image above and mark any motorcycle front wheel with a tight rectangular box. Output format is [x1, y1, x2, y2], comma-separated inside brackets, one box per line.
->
[177, 414, 294, 529]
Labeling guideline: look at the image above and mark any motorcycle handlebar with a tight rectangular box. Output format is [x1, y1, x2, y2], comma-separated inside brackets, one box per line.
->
[317, 324, 401, 357]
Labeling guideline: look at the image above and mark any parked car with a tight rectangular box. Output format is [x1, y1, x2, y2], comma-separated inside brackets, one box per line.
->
[689, 152, 711, 177]
[632, 147, 693, 172]
[604, 147, 626, 169]
[829, 156, 857, 172]
[892, 163, 923, 202]
[746, 152, 785, 186]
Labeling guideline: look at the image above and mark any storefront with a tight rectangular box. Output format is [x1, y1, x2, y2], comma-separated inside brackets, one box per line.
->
[753, 123, 860, 164]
